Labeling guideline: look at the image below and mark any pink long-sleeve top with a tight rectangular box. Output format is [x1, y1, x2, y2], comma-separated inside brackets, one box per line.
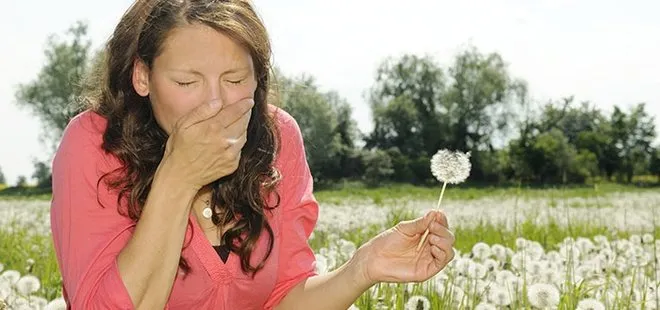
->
[50, 105, 319, 309]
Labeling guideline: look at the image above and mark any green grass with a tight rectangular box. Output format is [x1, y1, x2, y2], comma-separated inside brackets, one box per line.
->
[0, 186, 52, 201]
[313, 181, 657, 205]
[0, 223, 62, 301]
[2, 181, 657, 203]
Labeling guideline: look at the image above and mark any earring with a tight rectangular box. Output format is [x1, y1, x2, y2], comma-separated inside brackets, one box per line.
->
[202, 199, 213, 219]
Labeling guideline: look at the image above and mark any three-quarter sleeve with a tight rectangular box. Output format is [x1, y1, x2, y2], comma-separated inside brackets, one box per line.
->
[50, 113, 136, 309]
[263, 110, 319, 309]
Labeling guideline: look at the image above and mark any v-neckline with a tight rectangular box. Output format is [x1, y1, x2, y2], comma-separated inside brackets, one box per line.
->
[188, 212, 238, 284]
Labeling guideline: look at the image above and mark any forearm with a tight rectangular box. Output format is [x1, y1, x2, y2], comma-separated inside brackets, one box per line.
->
[276, 252, 375, 310]
[116, 161, 199, 309]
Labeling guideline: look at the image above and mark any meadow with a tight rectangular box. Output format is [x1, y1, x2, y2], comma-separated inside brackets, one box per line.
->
[1, 184, 659, 309]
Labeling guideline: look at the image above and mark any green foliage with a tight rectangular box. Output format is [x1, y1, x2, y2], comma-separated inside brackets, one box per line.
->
[650, 148, 660, 182]
[15, 176, 28, 187]
[0, 166, 5, 185]
[14, 21, 95, 154]
[274, 70, 363, 184]
[362, 149, 395, 187]
[31, 159, 52, 189]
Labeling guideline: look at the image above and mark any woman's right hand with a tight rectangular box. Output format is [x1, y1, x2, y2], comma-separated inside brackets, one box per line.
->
[160, 98, 255, 191]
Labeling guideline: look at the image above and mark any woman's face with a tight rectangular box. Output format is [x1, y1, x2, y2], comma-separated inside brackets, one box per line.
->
[132, 23, 257, 135]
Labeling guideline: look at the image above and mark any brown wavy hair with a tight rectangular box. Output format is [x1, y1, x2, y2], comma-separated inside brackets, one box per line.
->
[81, 0, 281, 278]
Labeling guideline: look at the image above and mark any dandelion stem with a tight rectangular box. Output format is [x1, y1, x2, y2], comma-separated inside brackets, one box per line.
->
[416, 182, 447, 251]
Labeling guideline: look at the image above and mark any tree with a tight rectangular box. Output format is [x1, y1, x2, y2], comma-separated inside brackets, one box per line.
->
[650, 147, 660, 183]
[274, 70, 361, 183]
[362, 149, 395, 187]
[365, 54, 445, 158]
[16, 176, 28, 188]
[31, 159, 52, 188]
[0, 166, 5, 185]
[365, 46, 520, 182]
[443, 46, 516, 152]
[610, 103, 656, 183]
[14, 20, 94, 153]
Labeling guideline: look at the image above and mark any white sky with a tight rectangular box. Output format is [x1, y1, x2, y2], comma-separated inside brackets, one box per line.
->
[1, 0, 659, 185]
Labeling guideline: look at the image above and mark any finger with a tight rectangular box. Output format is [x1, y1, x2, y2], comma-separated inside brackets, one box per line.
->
[222, 108, 252, 141]
[433, 210, 449, 229]
[179, 99, 224, 129]
[217, 98, 255, 128]
[431, 244, 455, 267]
[428, 223, 454, 241]
[429, 232, 455, 250]
[394, 211, 436, 237]
[221, 127, 249, 151]
[430, 237, 455, 260]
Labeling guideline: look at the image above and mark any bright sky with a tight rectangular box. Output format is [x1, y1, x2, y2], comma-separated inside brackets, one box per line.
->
[1, 0, 659, 185]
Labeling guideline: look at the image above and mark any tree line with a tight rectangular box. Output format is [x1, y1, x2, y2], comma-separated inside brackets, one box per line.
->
[2, 21, 659, 189]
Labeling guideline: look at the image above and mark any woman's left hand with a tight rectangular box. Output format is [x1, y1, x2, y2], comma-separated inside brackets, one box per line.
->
[353, 210, 456, 285]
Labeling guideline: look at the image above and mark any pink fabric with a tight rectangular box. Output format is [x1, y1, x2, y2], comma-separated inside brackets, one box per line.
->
[50, 105, 319, 309]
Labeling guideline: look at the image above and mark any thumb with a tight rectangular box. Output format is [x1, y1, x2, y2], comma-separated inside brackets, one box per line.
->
[180, 99, 223, 129]
[395, 211, 435, 237]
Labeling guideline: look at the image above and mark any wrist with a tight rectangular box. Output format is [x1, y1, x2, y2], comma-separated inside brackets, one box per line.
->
[155, 156, 201, 194]
[346, 246, 378, 289]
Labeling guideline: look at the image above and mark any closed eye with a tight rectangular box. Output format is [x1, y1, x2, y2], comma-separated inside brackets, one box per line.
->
[176, 81, 196, 87]
[227, 79, 245, 85]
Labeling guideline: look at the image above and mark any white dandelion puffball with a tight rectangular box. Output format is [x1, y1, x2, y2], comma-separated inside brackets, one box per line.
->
[15, 274, 41, 295]
[0, 270, 21, 285]
[430, 149, 471, 184]
[45, 298, 68, 310]
[405, 295, 431, 310]
[576, 298, 606, 310]
[475, 303, 497, 310]
[527, 283, 560, 308]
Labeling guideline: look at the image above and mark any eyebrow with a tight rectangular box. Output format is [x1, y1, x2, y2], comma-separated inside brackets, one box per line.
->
[168, 66, 251, 75]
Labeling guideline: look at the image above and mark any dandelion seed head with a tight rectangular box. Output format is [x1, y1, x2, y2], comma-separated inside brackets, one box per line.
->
[576, 299, 606, 310]
[430, 149, 471, 184]
[16, 274, 41, 295]
[467, 263, 487, 279]
[483, 259, 499, 272]
[593, 235, 609, 245]
[527, 283, 560, 308]
[29, 296, 48, 309]
[44, 297, 68, 310]
[540, 269, 560, 284]
[404, 295, 430, 310]
[528, 261, 544, 276]
[472, 242, 492, 260]
[474, 302, 497, 310]
[0, 281, 11, 300]
[488, 287, 512, 306]
[0, 270, 21, 285]
[491, 244, 507, 260]
[496, 270, 516, 285]
[642, 233, 654, 244]
[629, 234, 642, 245]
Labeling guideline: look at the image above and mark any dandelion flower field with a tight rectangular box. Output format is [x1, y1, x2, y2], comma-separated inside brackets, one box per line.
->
[1, 188, 659, 309]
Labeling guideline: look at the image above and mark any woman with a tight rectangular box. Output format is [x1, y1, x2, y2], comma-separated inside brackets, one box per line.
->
[50, 0, 456, 309]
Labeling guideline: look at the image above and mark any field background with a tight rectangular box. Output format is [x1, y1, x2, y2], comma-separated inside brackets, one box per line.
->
[2, 183, 659, 309]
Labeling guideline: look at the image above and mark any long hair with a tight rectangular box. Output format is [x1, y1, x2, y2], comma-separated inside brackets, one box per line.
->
[81, 0, 281, 277]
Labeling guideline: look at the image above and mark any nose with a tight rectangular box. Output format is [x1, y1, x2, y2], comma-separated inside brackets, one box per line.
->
[206, 80, 226, 105]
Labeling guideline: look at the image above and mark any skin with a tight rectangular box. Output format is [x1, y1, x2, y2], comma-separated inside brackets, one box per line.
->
[119, 22, 456, 309]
